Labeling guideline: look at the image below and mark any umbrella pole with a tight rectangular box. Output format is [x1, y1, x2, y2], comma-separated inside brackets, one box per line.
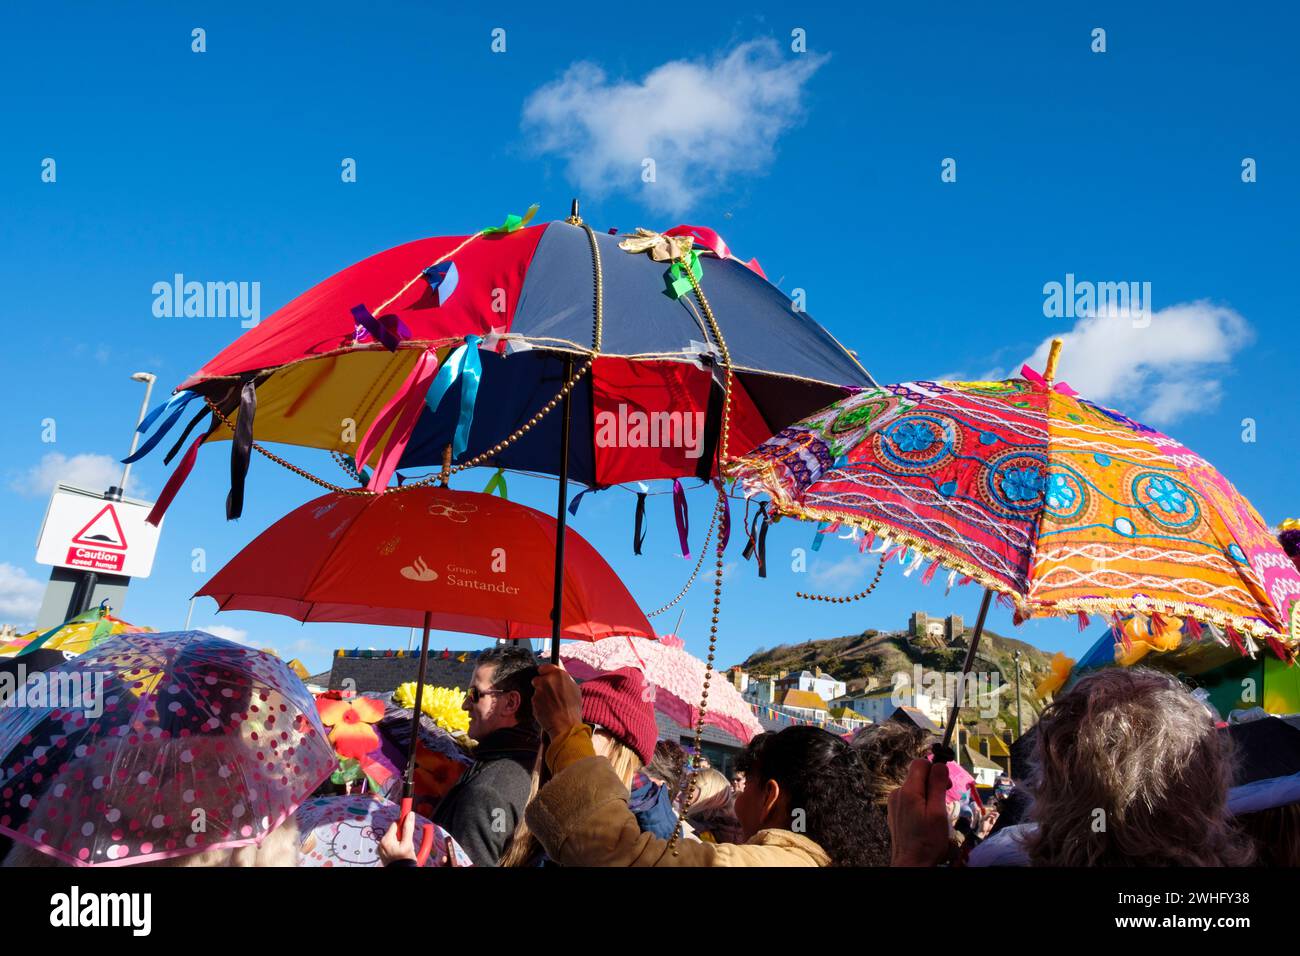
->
[548, 355, 575, 665]
[936, 588, 994, 763]
[400, 610, 436, 864]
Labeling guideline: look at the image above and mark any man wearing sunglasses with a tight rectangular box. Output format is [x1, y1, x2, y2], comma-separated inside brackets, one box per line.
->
[429, 644, 541, 867]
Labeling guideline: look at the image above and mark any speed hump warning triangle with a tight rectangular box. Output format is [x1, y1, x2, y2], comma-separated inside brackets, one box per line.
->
[71, 504, 128, 551]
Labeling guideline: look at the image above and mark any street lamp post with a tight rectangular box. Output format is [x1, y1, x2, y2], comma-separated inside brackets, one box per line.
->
[1013, 649, 1023, 738]
[108, 372, 157, 502]
[66, 372, 157, 619]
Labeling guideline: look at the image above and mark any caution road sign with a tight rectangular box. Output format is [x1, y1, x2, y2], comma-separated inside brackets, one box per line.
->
[36, 483, 162, 578]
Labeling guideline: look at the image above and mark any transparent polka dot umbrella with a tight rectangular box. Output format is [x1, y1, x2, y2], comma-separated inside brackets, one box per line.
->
[0, 630, 336, 866]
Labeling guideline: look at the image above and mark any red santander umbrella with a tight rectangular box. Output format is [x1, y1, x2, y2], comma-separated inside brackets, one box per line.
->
[197, 486, 653, 641]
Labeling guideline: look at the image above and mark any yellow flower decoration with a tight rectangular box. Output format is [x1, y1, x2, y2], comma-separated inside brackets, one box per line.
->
[394, 683, 470, 734]
[1034, 652, 1075, 699]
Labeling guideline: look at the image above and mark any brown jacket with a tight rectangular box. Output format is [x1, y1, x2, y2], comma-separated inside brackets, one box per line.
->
[526, 739, 830, 867]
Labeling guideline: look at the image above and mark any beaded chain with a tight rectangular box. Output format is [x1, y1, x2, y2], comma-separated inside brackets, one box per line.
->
[795, 551, 890, 602]
[664, 245, 739, 856]
[644, 504, 718, 618]
[666, 483, 730, 855]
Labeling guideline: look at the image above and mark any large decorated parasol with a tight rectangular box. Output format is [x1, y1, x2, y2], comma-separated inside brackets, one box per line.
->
[0, 603, 152, 660]
[132, 207, 870, 505]
[733, 340, 1300, 754]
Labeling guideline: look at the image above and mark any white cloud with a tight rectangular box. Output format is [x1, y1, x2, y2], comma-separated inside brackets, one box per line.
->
[199, 624, 251, 645]
[1011, 301, 1253, 426]
[810, 554, 868, 588]
[9, 452, 147, 499]
[522, 39, 827, 213]
[0, 564, 45, 628]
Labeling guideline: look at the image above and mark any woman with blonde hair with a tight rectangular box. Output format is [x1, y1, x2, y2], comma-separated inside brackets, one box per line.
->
[684, 768, 744, 844]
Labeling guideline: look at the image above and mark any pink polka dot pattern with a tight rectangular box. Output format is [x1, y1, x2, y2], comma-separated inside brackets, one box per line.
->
[0, 631, 335, 866]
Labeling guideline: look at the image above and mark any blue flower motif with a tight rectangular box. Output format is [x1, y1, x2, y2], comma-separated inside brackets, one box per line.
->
[893, 421, 935, 453]
[1001, 467, 1044, 502]
[1046, 473, 1075, 510]
[1146, 476, 1189, 515]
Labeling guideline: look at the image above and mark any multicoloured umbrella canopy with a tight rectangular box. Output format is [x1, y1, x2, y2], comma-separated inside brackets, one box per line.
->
[561, 634, 763, 744]
[734, 367, 1300, 653]
[197, 485, 655, 641]
[0, 605, 151, 660]
[132, 213, 872, 521]
[295, 794, 471, 867]
[0, 631, 336, 866]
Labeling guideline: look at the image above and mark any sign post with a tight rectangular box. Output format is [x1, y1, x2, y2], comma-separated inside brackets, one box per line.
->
[33, 483, 162, 629]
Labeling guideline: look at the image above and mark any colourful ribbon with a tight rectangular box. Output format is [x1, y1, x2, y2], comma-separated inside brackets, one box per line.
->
[713, 478, 731, 552]
[226, 377, 257, 520]
[664, 224, 765, 278]
[568, 486, 593, 517]
[147, 429, 206, 527]
[122, 391, 202, 464]
[424, 335, 483, 460]
[421, 261, 459, 305]
[811, 521, 829, 552]
[162, 404, 211, 466]
[352, 304, 410, 351]
[483, 469, 508, 499]
[672, 479, 690, 556]
[667, 250, 703, 299]
[483, 204, 539, 235]
[633, 492, 648, 555]
[355, 349, 440, 492]
[742, 503, 769, 578]
[1019, 363, 1079, 396]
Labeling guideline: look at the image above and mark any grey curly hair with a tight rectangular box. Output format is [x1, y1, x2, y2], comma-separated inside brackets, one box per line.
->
[1025, 667, 1252, 867]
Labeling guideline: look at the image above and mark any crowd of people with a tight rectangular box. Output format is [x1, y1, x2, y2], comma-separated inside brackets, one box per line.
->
[376, 647, 1299, 868]
[2, 642, 1296, 868]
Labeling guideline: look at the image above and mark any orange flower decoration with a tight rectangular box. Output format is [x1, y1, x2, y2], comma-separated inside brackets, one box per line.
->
[414, 745, 467, 800]
[316, 694, 386, 759]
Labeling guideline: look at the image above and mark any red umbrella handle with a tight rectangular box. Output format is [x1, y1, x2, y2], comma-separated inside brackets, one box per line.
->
[399, 795, 436, 866]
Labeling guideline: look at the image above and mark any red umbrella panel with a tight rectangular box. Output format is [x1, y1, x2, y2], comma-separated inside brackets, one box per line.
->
[197, 486, 654, 642]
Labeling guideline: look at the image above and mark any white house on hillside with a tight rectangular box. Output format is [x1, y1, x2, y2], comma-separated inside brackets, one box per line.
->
[833, 687, 950, 728]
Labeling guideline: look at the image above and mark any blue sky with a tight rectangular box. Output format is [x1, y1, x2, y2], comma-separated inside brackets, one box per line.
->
[2, 3, 1296, 675]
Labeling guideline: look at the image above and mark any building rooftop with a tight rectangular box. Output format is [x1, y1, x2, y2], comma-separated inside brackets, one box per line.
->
[780, 689, 829, 712]
[962, 746, 1002, 772]
[890, 705, 941, 734]
[326, 648, 480, 694]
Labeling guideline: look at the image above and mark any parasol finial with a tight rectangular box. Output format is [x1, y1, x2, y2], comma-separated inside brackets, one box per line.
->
[438, 444, 452, 486]
[1044, 338, 1064, 383]
[566, 198, 583, 226]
